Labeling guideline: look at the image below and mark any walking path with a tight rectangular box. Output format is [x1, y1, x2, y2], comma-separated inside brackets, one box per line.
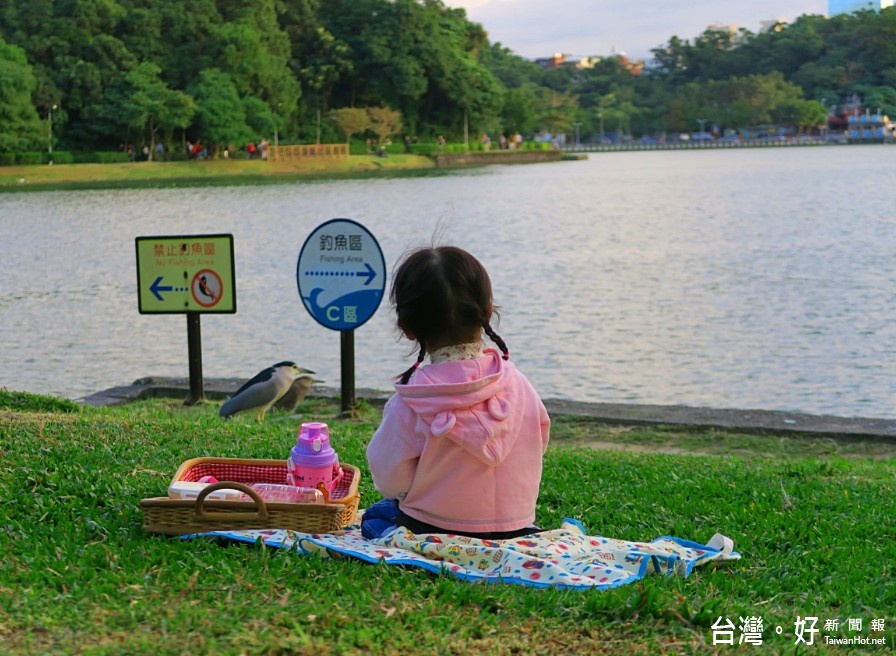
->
[80, 376, 896, 441]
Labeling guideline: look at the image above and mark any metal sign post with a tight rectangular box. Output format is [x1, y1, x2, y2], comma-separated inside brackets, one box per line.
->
[340, 330, 355, 412]
[135, 234, 236, 404]
[296, 219, 385, 416]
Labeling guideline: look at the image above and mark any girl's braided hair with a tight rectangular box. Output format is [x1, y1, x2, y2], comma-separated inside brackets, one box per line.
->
[391, 246, 509, 384]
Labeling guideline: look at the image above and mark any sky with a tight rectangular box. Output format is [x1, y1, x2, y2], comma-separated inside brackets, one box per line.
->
[441, 0, 828, 61]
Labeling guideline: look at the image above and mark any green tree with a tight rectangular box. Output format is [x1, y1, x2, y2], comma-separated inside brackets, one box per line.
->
[242, 95, 275, 141]
[664, 72, 814, 134]
[854, 84, 896, 117]
[138, 0, 223, 91]
[534, 90, 578, 138]
[214, 8, 300, 110]
[760, 15, 827, 77]
[419, 5, 503, 138]
[785, 98, 828, 134]
[447, 57, 504, 144]
[649, 35, 690, 83]
[319, 0, 502, 139]
[115, 62, 196, 158]
[0, 39, 44, 153]
[279, 0, 351, 116]
[4, 0, 896, 150]
[37, 0, 136, 148]
[189, 68, 251, 154]
[500, 85, 538, 135]
[480, 42, 545, 89]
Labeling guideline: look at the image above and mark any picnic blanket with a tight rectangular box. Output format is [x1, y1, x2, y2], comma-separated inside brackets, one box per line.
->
[193, 515, 740, 590]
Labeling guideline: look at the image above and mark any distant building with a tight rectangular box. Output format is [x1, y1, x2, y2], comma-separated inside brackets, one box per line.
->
[707, 23, 745, 46]
[828, 0, 894, 16]
[614, 54, 644, 75]
[758, 19, 788, 33]
[534, 52, 643, 75]
[534, 53, 568, 69]
[705, 21, 785, 46]
[533, 53, 603, 70]
[571, 56, 601, 70]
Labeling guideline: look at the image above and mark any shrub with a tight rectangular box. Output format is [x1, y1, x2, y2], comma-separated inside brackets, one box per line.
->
[50, 151, 74, 164]
[522, 141, 551, 152]
[409, 143, 439, 157]
[93, 151, 130, 164]
[17, 152, 44, 165]
[349, 140, 370, 155]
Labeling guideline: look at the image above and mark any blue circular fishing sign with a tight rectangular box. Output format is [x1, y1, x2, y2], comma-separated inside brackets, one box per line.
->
[296, 218, 386, 331]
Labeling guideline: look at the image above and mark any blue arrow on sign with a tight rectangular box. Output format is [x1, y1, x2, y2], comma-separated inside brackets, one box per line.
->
[150, 276, 173, 301]
[356, 262, 376, 286]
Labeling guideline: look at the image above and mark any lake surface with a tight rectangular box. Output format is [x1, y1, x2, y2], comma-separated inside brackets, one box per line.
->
[2, 146, 895, 418]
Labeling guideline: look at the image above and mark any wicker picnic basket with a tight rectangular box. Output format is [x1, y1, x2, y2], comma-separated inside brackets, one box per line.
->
[139, 457, 360, 536]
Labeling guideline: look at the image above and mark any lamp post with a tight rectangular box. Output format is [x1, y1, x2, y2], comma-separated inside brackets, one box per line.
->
[274, 103, 281, 147]
[572, 121, 582, 148]
[696, 117, 707, 137]
[48, 104, 57, 165]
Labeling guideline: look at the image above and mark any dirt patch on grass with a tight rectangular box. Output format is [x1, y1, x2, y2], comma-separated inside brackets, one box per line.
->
[566, 440, 699, 456]
[550, 424, 896, 460]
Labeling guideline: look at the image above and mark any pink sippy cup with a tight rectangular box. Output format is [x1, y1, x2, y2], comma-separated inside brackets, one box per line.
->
[286, 422, 343, 494]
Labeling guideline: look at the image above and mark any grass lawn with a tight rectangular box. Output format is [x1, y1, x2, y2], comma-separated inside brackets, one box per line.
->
[0, 155, 438, 192]
[1, 391, 893, 655]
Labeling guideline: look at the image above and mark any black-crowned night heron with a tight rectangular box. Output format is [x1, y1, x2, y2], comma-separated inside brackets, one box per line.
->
[219, 361, 315, 422]
[272, 374, 321, 413]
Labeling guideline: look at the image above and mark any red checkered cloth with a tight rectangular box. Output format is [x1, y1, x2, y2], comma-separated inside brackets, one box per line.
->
[177, 462, 355, 500]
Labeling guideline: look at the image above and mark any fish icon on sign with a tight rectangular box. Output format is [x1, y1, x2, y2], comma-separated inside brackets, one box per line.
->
[198, 275, 217, 301]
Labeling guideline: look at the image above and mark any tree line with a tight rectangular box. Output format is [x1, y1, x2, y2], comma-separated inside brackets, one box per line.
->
[0, 1, 894, 156]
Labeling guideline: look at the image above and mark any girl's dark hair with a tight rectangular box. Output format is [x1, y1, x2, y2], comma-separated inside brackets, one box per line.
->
[391, 246, 509, 384]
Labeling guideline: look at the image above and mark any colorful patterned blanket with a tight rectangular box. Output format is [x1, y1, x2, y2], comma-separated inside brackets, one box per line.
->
[195, 515, 739, 590]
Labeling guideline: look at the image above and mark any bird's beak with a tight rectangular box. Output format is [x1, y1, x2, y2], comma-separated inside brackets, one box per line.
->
[296, 367, 315, 375]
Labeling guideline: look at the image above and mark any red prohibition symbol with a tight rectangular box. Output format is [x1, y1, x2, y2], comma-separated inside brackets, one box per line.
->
[191, 269, 223, 307]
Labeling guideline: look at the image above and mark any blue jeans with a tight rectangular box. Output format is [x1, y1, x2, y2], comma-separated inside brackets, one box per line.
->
[361, 498, 541, 540]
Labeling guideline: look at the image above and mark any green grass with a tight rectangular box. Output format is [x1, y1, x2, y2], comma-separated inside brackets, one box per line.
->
[1, 393, 893, 655]
[0, 155, 439, 192]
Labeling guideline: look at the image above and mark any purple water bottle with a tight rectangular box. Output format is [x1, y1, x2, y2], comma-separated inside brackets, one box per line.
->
[286, 422, 342, 493]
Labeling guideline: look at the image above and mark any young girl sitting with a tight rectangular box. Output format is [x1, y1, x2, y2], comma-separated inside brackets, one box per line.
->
[364, 246, 550, 540]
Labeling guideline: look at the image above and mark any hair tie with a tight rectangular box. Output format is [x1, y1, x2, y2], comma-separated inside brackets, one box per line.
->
[412, 360, 421, 369]
[502, 351, 510, 360]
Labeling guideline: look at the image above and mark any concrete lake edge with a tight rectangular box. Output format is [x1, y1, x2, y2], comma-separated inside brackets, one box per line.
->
[79, 376, 896, 442]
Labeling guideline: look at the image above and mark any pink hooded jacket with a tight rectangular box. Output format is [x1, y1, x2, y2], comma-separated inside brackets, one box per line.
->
[366, 348, 551, 534]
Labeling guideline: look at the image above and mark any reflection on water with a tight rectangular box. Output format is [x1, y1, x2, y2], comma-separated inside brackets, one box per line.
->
[1, 146, 894, 418]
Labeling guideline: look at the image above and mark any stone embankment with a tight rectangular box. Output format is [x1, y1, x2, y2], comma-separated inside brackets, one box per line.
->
[80, 376, 896, 441]
[434, 150, 562, 167]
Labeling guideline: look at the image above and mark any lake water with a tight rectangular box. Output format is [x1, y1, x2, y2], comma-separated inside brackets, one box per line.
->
[2, 146, 894, 418]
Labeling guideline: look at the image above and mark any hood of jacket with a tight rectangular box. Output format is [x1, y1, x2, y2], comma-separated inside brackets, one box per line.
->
[394, 349, 525, 466]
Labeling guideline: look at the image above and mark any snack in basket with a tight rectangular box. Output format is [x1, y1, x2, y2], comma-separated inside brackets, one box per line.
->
[168, 480, 242, 500]
[240, 483, 323, 504]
